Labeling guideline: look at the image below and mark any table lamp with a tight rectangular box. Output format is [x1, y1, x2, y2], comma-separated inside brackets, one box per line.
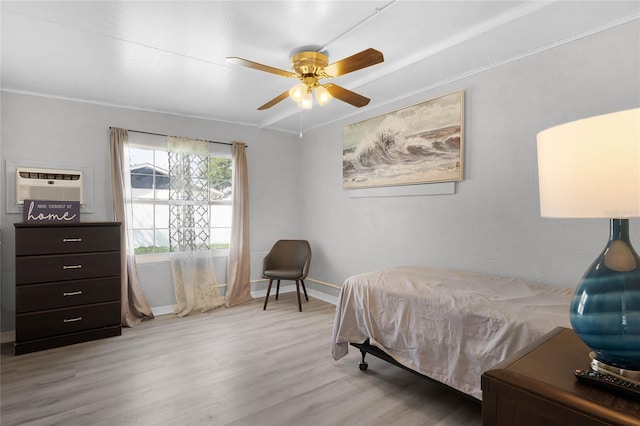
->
[537, 108, 640, 379]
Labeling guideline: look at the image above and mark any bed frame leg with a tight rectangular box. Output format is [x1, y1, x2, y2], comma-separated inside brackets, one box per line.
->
[359, 349, 368, 371]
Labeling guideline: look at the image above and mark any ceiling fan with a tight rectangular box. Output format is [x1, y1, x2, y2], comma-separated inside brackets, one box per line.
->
[225, 48, 384, 110]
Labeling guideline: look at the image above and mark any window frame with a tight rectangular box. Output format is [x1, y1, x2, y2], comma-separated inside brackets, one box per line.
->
[126, 137, 233, 262]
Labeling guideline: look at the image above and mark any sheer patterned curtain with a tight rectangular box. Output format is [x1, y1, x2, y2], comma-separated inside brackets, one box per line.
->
[109, 128, 154, 327]
[225, 141, 252, 307]
[168, 136, 224, 316]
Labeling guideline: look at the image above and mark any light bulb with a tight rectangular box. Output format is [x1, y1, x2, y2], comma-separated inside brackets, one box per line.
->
[314, 85, 332, 106]
[299, 92, 313, 109]
[288, 83, 307, 102]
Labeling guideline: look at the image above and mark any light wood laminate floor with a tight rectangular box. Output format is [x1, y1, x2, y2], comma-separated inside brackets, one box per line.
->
[1, 295, 481, 426]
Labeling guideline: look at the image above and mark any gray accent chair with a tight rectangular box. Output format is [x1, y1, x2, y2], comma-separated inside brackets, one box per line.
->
[262, 240, 311, 312]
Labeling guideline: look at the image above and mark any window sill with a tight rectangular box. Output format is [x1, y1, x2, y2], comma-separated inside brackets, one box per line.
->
[135, 249, 231, 264]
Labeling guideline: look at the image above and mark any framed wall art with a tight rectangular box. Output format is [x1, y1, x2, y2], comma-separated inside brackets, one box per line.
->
[342, 91, 464, 189]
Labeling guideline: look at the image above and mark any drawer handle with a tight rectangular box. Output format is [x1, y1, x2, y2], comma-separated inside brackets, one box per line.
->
[63, 291, 83, 296]
[62, 238, 82, 242]
[63, 317, 82, 323]
[63, 265, 82, 270]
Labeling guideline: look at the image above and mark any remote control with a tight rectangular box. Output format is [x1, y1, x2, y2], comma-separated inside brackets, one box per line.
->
[574, 369, 640, 401]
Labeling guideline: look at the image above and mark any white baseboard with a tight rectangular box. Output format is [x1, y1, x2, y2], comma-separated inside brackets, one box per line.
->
[151, 284, 338, 318]
[151, 305, 176, 316]
[306, 288, 339, 305]
[251, 284, 338, 305]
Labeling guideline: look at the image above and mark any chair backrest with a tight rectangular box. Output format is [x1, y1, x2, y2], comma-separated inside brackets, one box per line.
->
[263, 240, 312, 279]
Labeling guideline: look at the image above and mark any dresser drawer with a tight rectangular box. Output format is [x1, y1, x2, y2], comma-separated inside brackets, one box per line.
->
[16, 252, 121, 285]
[15, 224, 120, 256]
[16, 301, 121, 341]
[16, 277, 121, 313]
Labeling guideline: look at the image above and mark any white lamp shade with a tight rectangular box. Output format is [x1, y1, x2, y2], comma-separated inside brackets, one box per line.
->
[289, 83, 307, 102]
[537, 108, 640, 218]
[299, 92, 313, 109]
[314, 85, 332, 106]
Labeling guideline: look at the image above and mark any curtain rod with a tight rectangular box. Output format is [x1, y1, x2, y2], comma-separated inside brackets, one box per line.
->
[111, 127, 246, 147]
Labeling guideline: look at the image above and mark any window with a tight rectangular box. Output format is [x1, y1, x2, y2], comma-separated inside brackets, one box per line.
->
[127, 141, 232, 256]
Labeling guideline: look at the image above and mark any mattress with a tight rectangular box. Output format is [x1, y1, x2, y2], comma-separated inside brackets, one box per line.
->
[331, 266, 574, 400]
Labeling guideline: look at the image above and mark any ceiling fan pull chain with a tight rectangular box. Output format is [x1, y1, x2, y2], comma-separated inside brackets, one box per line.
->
[299, 112, 303, 139]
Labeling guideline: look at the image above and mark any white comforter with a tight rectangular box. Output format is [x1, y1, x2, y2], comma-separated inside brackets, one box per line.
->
[331, 266, 573, 400]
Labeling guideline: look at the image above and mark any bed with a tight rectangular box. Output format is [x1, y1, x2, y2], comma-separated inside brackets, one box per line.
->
[331, 266, 574, 400]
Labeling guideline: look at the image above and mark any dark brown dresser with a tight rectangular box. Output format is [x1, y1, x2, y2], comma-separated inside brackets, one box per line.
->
[482, 327, 640, 426]
[14, 222, 122, 355]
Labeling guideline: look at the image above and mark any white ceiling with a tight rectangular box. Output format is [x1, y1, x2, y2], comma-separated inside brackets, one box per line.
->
[1, 1, 638, 136]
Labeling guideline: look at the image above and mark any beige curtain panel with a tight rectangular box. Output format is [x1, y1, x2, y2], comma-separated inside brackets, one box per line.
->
[110, 127, 155, 327]
[225, 141, 252, 307]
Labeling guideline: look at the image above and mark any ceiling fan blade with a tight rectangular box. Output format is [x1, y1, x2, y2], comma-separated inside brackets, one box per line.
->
[258, 90, 290, 110]
[324, 48, 384, 78]
[226, 57, 296, 78]
[324, 83, 370, 108]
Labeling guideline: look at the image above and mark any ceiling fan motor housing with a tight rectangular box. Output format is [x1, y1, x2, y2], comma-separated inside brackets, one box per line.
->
[291, 51, 329, 77]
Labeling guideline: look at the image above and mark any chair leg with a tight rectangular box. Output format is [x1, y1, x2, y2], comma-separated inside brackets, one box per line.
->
[300, 279, 308, 301]
[295, 280, 302, 312]
[263, 279, 274, 310]
[275, 280, 281, 300]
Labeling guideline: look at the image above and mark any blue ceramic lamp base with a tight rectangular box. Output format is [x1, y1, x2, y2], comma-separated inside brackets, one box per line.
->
[570, 219, 640, 372]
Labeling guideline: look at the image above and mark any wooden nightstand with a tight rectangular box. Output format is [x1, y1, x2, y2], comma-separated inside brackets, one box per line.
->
[482, 327, 640, 426]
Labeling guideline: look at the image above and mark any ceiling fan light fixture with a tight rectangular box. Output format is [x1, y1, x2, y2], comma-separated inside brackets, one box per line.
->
[299, 91, 313, 109]
[314, 85, 332, 106]
[288, 83, 307, 102]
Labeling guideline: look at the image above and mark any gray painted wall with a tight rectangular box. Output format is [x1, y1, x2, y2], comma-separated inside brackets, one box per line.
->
[0, 93, 302, 331]
[1, 19, 638, 332]
[300, 20, 640, 295]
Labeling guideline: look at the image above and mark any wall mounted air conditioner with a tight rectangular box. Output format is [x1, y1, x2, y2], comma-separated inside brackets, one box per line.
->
[16, 167, 83, 205]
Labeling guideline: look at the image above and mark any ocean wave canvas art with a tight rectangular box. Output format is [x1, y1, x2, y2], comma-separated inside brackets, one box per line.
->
[343, 91, 464, 189]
